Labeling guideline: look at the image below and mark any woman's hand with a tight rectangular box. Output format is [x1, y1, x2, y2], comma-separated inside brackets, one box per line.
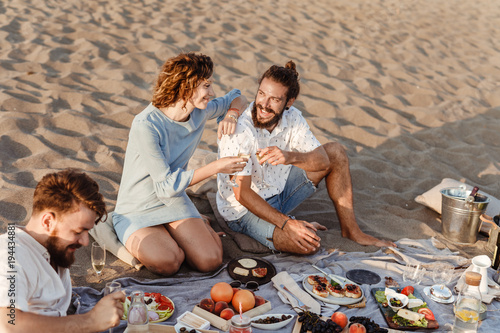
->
[217, 115, 238, 139]
[216, 156, 248, 174]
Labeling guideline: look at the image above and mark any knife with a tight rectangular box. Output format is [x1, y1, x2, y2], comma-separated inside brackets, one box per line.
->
[312, 264, 348, 286]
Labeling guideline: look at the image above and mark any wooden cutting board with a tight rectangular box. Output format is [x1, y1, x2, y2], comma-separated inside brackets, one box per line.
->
[291, 315, 404, 333]
[124, 324, 219, 332]
[192, 300, 272, 331]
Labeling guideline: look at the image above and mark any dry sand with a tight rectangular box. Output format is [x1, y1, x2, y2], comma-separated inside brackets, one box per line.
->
[1, 0, 500, 289]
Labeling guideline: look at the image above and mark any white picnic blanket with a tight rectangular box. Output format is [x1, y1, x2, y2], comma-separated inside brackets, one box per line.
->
[72, 238, 500, 332]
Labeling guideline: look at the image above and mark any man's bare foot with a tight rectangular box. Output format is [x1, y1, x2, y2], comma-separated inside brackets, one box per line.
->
[344, 228, 396, 248]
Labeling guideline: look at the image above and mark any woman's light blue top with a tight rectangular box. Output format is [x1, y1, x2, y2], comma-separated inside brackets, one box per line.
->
[112, 89, 241, 245]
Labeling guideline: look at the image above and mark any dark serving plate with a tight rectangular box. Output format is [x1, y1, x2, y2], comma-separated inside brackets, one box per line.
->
[227, 256, 277, 286]
[346, 269, 381, 285]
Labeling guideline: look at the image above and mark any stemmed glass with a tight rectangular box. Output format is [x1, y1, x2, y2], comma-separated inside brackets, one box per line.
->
[105, 282, 122, 333]
[432, 263, 454, 286]
[221, 135, 252, 187]
[402, 263, 426, 285]
[232, 141, 253, 187]
[91, 242, 105, 279]
[430, 263, 454, 301]
[256, 133, 272, 189]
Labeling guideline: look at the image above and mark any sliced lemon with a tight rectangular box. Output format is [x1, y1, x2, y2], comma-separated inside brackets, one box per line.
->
[456, 309, 479, 322]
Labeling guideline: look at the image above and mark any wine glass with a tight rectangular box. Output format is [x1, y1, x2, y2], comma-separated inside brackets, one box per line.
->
[256, 133, 272, 189]
[91, 242, 106, 278]
[402, 263, 426, 285]
[221, 135, 252, 187]
[105, 282, 121, 333]
[231, 141, 253, 187]
[432, 263, 454, 286]
[430, 263, 454, 301]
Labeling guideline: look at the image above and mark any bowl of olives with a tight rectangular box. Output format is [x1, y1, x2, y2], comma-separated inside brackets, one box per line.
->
[388, 293, 408, 311]
[251, 314, 294, 330]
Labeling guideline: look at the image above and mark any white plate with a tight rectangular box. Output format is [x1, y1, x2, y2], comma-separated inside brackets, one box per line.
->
[251, 314, 294, 330]
[302, 275, 364, 305]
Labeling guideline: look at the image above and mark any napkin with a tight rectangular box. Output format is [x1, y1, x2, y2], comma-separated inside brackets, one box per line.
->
[272, 271, 321, 314]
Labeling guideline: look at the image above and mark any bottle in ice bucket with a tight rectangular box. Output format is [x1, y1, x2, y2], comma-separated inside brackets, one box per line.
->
[229, 314, 252, 333]
[127, 290, 149, 332]
[453, 271, 482, 333]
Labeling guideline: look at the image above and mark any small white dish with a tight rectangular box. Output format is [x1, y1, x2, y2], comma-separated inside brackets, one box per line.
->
[388, 293, 408, 311]
[251, 313, 294, 330]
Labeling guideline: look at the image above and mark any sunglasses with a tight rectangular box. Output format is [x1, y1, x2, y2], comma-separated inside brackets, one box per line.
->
[230, 280, 259, 291]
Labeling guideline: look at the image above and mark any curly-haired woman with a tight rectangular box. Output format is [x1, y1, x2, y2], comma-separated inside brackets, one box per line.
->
[112, 52, 247, 276]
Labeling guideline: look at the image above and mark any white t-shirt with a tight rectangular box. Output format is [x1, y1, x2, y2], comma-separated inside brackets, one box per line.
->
[216, 103, 321, 221]
[0, 226, 71, 316]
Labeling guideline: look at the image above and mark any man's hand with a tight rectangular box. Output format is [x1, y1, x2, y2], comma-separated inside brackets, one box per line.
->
[88, 290, 125, 331]
[282, 219, 326, 252]
[257, 146, 289, 166]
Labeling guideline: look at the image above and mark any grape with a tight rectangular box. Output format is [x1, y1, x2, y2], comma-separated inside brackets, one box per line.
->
[349, 316, 388, 333]
[298, 311, 342, 333]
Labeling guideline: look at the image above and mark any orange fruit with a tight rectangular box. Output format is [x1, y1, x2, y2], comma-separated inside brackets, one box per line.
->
[210, 282, 234, 303]
[231, 289, 255, 313]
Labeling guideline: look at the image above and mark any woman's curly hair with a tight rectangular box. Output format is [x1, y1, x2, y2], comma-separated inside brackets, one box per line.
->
[152, 53, 213, 109]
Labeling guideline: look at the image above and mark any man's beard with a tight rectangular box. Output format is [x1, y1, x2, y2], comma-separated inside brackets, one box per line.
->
[46, 234, 81, 268]
[251, 102, 286, 129]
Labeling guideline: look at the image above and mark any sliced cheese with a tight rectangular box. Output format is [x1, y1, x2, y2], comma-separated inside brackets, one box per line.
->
[407, 298, 424, 308]
[238, 258, 257, 268]
[385, 288, 397, 296]
[233, 267, 249, 276]
[397, 309, 425, 322]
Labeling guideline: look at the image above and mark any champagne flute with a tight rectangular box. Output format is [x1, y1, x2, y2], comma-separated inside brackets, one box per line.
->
[221, 135, 251, 187]
[91, 242, 105, 278]
[256, 133, 271, 189]
[402, 263, 426, 284]
[105, 282, 121, 333]
[430, 263, 454, 301]
[230, 142, 253, 187]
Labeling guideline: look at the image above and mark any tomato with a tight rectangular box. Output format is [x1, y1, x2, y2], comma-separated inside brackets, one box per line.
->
[401, 286, 414, 296]
[158, 303, 173, 311]
[418, 308, 435, 321]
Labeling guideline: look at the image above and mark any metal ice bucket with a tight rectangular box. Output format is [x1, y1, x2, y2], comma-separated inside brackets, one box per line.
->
[440, 187, 490, 244]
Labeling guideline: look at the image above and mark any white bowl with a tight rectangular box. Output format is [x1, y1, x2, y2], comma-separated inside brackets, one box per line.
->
[251, 313, 294, 330]
[388, 293, 408, 311]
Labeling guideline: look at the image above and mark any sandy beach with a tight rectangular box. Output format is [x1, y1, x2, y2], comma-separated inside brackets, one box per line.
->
[1, 0, 500, 292]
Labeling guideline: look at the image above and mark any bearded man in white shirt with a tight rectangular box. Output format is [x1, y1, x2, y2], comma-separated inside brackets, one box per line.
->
[217, 61, 396, 254]
[0, 168, 125, 332]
